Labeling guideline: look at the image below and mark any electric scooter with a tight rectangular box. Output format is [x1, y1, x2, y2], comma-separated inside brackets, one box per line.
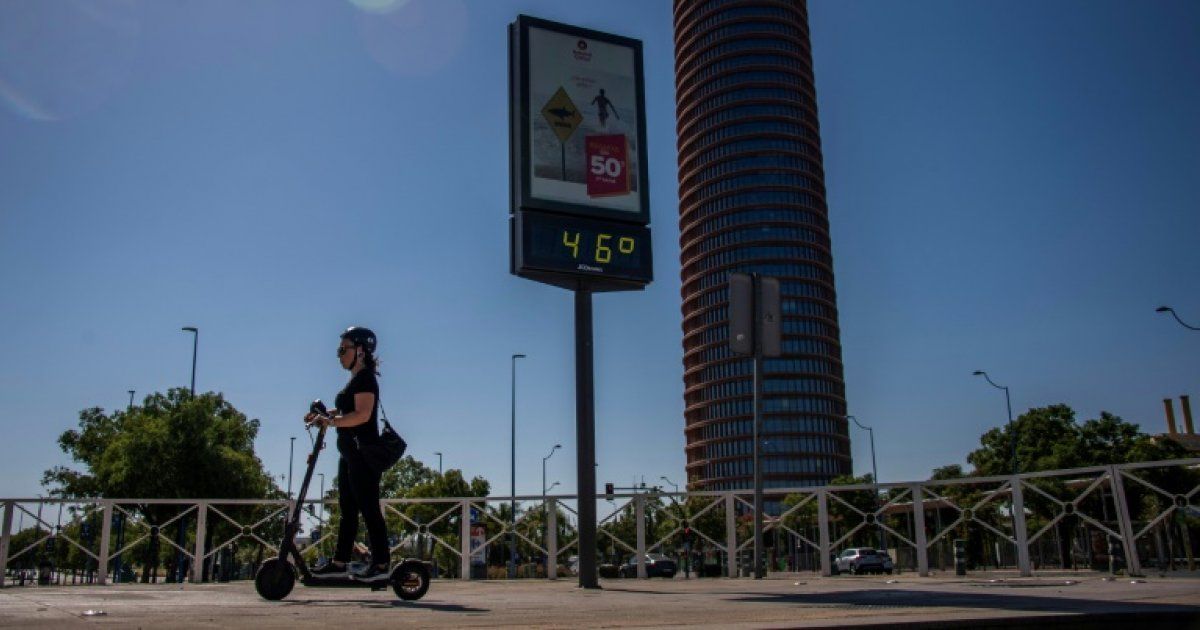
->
[254, 400, 431, 601]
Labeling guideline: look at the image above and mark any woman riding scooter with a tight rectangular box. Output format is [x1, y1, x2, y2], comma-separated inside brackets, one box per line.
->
[304, 326, 392, 581]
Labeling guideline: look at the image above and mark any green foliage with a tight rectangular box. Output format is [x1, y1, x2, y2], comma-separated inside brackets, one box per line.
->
[965, 404, 1187, 476]
[41, 389, 281, 581]
[44, 388, 277, 500]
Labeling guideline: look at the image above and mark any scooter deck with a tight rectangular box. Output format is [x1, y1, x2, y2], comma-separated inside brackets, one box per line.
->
[300, 575, 390, 591]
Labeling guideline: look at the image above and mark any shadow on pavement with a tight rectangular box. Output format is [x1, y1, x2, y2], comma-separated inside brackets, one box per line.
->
[725, 588, 1200, 616]
[279, 599, 489, 613]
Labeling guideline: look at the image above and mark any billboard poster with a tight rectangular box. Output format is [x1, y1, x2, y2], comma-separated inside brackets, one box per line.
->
[469, 524, 487, 564]
[519, 18, 647, 222]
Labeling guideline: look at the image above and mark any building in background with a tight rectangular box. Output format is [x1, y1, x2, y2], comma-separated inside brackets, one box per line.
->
[673, 0, 851, 500]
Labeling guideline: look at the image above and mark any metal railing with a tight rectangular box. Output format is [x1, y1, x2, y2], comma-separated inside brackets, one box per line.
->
[1, 458, 1196, 585]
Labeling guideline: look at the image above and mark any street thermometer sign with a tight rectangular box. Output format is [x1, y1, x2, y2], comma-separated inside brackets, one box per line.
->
[510, 15, 652, 291]
[507, 15, 652, 590]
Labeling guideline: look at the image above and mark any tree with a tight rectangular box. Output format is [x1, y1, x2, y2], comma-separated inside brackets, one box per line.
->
[966, 404, 1186, 476]
[43, 389, 280, 582]
[959, 405, 1193, 570]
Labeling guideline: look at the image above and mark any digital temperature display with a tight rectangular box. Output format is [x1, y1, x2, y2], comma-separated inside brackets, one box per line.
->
[513, 210, 653, 288]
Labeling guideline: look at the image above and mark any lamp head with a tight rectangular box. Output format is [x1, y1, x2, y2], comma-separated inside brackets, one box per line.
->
[972, 370, 985, 376]
[554, 443, 562, 450]
[512, 353, 526, 359]
[182, 326, 198, 333]
[1156, 306, 1172, 313]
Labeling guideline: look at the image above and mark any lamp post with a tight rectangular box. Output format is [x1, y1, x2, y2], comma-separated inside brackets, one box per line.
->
[288, 437, 296, 500]
[181, 327, 198, 396]
[973, 370, 1017, 474]
[509, 353, 526, 579]
[127, 390, 135, 411]
[847, 415, 883, 550]
[542, 444, 561, 503]
[1157, 306, 1200, 331]
[317, 473, 326, 556]
[434, 452, 443, 475]
[660, 476, 679, 493]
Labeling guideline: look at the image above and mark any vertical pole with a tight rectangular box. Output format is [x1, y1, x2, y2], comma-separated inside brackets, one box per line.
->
[1010, 478, 1031, 577]
[97, 501, 112, 586]
[911, 484, 928, 577]
[0, 500, 12, 587]
[724, 493, 737, 578]
[1004, 386, 1016, 474]
[547, 498, 558, 580]
[560, 142, 566, 180]
[460, 501, 471, 581]
[510, 356, 518, 579]
[192, 502, 207, 583]
[288, 438, 295, 500]
[753, 350, 764, 579]
[635, 495, 647, 578]
[817, 489, 831, 577]
[575, 285, 599, 589]
[190, 331, 197, 396]
[1109, 465, 1143, 576]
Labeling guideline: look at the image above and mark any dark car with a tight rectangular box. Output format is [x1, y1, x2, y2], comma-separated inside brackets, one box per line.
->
[619, 553, 677, 578]
[835, 547, 886, 575]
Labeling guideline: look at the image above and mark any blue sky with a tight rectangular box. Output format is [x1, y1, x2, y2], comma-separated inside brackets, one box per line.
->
[1, 0, 1197, 500]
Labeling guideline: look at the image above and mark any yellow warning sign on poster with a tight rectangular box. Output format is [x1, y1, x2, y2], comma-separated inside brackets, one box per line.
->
[540, 86, 582, 143]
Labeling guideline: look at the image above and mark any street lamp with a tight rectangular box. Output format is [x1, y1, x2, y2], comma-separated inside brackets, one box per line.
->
[847, 415, 883, 550]
[509, 353, 526, 579]
[127, 390, 135, 411]
[181, 327, 198, 396]
[288, 437, 296, 500]
[660, 476, 679, 493]
[434, 452, 443, 475]
[1157, 306, 1200, 331]
[317, 473, 326, 555]
[545, 481, 560, 493]
[542, 444, 561, 500]
[973, 370, 1017, 474]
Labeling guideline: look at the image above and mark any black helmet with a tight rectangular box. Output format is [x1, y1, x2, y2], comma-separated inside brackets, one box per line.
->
[340, 326, 376, 354]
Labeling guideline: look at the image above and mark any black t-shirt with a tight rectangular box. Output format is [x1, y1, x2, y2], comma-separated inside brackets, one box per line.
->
[335, 368, 379, 445]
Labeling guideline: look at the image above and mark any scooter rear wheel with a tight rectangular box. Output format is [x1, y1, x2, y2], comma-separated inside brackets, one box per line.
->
[255, 558, 295, 601]
[391, 560, 431, 601]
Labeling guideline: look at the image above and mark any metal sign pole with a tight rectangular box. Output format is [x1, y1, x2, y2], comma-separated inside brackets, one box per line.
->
[752, 274, 765, 579]
[575, 283, 599, 588]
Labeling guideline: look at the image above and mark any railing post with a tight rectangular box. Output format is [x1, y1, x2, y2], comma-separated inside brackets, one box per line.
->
[191, 502, 207, 583]
[635, 494, 647, 579]
[97, 501, 112, 585]
[725, 493, 737, 578]
[546, 498, 558, 580]
[1010, 478, 1031, 577]
[0, 500, 13, 587]
[1109, 465, 1143, 576]
[460, 500, 472, 581]
[910, 484, 929, 577]
[818, 489, 831, 577]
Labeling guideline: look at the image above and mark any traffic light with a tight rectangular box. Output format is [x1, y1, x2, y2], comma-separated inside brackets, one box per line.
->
[604, 482, 614, 499]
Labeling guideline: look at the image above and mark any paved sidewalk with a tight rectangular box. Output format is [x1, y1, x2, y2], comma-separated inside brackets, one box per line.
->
[1, 574, 1198, 628]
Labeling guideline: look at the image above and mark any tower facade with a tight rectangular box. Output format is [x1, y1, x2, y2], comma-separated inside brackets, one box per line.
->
[673, 0, 851, 495]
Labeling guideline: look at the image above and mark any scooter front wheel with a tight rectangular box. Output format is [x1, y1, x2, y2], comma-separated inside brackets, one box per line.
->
[391, 560, 431, 601]
[255, 558, 295, 601]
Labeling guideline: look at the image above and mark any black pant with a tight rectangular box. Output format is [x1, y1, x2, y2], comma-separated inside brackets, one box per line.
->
[335, 451, 390, 566]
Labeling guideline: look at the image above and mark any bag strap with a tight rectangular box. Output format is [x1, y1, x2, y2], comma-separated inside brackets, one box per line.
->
[378, 395, 394, 432]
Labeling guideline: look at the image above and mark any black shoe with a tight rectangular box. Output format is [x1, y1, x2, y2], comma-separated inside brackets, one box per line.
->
[354, 563, 390, 582]
[311, 560, 348, 577]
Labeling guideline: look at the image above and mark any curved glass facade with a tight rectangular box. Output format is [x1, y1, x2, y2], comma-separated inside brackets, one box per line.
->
[673, 0, 851, 494]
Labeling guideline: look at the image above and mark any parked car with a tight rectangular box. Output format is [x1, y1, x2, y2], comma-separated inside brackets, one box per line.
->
[877, 550, 894, 575]
[835, 548, 886, 575]
[619, 553, 677, 578]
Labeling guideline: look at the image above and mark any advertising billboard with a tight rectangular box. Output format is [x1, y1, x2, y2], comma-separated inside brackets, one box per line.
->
[510, 15, 650, 225]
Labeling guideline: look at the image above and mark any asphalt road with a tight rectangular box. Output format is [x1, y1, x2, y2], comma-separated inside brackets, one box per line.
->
[2, 573, 1199, 628]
